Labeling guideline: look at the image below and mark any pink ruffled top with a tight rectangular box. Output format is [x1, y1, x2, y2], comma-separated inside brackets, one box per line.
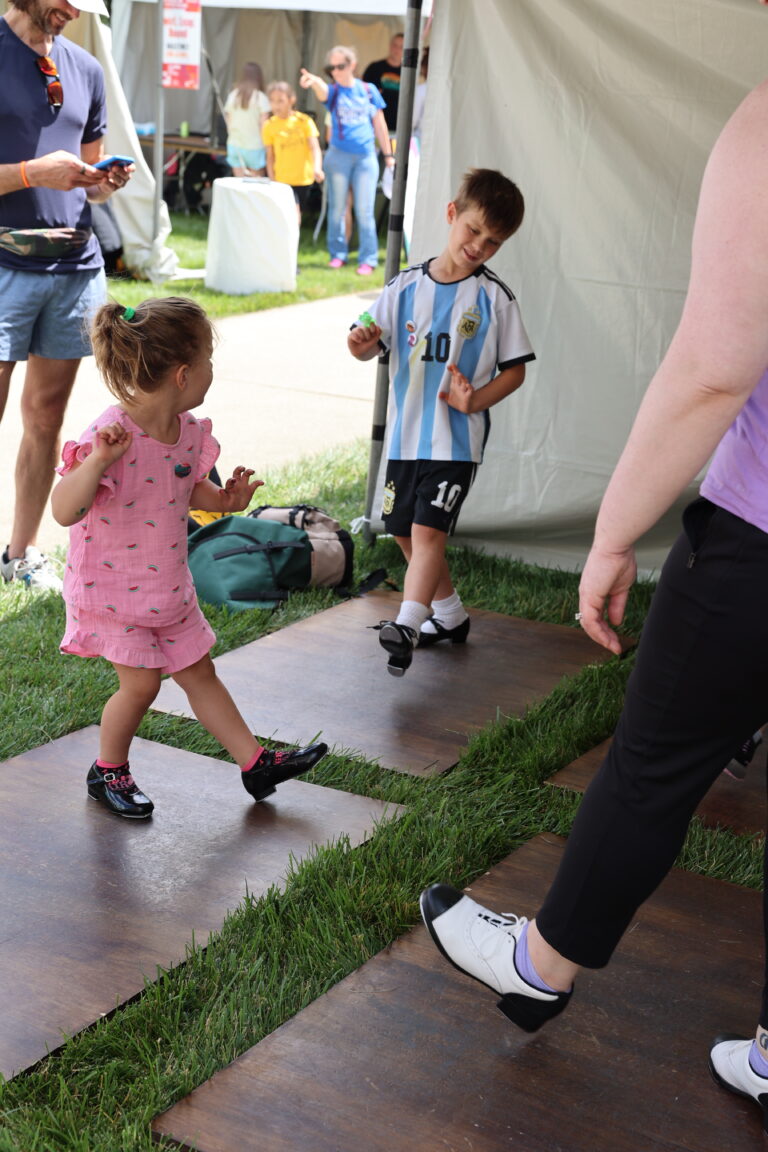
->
[58, 406, 220, 626]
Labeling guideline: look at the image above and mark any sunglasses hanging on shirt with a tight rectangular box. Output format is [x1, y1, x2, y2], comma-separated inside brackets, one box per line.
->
[36, 55, 63, 107]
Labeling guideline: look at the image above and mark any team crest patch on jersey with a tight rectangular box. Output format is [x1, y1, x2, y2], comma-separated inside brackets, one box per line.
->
[457, 306, 481, 340]
[382, 480, 396, 516]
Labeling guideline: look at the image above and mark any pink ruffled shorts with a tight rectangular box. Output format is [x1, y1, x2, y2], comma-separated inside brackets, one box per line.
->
[61, 599, 216, 674]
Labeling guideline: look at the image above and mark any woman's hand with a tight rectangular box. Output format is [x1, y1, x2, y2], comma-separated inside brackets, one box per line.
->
[577, 543, 637, 654]
[217, 466, 263, 513]
[299, 68, 329, 104]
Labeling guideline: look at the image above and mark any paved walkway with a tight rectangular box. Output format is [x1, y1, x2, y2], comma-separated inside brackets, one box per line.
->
[0, 291, 377, 554]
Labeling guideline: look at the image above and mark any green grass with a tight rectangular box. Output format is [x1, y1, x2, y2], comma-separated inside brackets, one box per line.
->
[112, 211, 392, 318]
[0, 348, 759, 1145]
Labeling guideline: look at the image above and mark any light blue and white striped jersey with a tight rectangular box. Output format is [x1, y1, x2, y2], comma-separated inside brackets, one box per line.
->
[368, 260, 535, 463]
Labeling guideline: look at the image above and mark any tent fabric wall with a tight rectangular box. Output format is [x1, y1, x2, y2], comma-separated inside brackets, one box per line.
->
[111, 0, 403, 137]
[62, 14, 177, 281]
[63, 15, 177, 281]
[400, 0, 768, 573]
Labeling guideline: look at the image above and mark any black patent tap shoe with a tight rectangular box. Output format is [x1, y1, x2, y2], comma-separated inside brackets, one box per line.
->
[241, 741, 329, 802]
[86, 762, 154, 819]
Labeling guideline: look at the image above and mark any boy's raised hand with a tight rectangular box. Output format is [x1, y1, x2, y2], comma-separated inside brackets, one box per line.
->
[92, 422, 133, 466]
[439, 364, 475, 413]
[347, 321, 383, 360]
[217, 466, 264, 513]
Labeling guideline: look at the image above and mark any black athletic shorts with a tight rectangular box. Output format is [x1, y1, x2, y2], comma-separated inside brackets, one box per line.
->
[291, 185, 311, 209]
[382, 459, 477, 537]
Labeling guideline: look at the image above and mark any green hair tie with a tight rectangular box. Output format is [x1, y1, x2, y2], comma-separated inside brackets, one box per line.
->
[122, 306, 136, 321]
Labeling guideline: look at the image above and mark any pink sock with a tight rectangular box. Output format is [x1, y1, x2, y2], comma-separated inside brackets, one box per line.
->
[96, 758, 127, 770]
[241, 745, 266, 772]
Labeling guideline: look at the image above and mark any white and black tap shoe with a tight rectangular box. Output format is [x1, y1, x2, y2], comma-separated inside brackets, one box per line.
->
[710, 1034, 768, 1134]
[419, 882, 572, 1033]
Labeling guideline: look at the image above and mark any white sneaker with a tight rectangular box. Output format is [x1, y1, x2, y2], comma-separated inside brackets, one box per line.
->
[419, 883, 572, 1032]
[1, 546, 63, 593]
[710, 1034, 768, 1133]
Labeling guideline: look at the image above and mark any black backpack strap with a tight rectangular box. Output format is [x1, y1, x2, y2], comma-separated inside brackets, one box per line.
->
[356, 567, 393, 596]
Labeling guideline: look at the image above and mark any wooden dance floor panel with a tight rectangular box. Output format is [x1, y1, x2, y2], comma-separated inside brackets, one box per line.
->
[550, 738, 767, 835]
[0, 727, 401, 1080]
[153, 835, 763, 1152]
[153, 591, 616, 776]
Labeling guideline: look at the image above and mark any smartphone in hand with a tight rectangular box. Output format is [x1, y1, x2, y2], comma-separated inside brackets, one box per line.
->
[94, 155, 134, 170]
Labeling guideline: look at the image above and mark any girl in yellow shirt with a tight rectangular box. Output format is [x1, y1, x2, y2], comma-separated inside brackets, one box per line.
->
[263, 82, 324, 225]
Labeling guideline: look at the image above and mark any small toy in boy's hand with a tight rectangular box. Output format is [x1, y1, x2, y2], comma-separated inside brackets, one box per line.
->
[358, 311, 375, 327]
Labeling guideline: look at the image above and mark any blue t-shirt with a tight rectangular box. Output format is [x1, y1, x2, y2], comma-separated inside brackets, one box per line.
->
[324, 80, 385, 155]
[0, 17, 107, 272]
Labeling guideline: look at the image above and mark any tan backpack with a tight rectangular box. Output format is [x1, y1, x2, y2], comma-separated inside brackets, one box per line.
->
[247, 504, 354, 591]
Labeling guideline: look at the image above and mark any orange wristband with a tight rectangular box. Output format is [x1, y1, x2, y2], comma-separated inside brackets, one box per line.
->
[20, 161, 30, 189]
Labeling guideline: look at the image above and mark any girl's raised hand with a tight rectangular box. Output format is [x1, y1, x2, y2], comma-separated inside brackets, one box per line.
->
[439, 364, 475, 413]
[92, 422, 132, 465]
[218, 466, 264, 513]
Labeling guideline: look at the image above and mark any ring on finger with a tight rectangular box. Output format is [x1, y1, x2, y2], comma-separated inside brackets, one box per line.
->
[574, 612, 583, 621]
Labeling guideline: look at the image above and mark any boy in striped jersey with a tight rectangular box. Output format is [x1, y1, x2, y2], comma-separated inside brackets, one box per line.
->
[348, 169, 535, 675]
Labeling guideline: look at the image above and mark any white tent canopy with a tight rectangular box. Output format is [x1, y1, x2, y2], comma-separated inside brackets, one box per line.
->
[402, 0, 768, 573]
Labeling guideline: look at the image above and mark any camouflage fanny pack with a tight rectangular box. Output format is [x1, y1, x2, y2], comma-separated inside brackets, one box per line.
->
[0, 226, 92, 259]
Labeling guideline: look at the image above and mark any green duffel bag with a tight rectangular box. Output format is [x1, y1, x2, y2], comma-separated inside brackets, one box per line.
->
[188, 515, 313, 611]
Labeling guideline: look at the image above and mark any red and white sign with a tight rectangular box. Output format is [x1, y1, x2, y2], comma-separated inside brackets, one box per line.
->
[162, 0, 201, 91]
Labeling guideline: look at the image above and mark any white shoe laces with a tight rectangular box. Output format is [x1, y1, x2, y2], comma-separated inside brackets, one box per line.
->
[477, 910, 527, 934]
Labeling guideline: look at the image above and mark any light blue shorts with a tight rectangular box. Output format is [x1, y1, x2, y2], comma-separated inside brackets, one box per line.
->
[226, 145, 266, 171]
[0, 266, 107, 362]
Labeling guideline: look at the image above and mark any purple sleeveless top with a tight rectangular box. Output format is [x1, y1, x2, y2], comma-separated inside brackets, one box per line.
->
[700, 366, 768, 533]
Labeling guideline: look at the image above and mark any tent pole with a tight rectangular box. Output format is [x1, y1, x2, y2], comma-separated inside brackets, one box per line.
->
[152, 0, 165, 245]
[361, 0, 422, 546]
[298, 10, 312, 114]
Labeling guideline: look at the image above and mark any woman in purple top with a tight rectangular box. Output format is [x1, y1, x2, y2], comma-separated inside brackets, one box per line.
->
[299, 45, 394, 276]
[419, 0, 768, 1134]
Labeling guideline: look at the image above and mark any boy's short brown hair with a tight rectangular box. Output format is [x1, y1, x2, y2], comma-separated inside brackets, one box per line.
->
[453, 168, 524, 239]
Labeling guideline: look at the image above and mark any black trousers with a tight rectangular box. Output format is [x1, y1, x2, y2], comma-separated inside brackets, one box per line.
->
[536, 498, 768, 1025]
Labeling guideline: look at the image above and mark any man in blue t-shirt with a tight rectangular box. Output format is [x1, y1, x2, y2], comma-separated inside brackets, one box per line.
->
[0, 0, 134, 591]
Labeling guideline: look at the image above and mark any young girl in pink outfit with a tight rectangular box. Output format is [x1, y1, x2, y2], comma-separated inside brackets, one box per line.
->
[52, 297, 326, 819]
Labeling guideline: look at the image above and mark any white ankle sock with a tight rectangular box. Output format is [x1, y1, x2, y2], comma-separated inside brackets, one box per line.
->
[421, 591, 467, 634]
[396, 600, 430, 633]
